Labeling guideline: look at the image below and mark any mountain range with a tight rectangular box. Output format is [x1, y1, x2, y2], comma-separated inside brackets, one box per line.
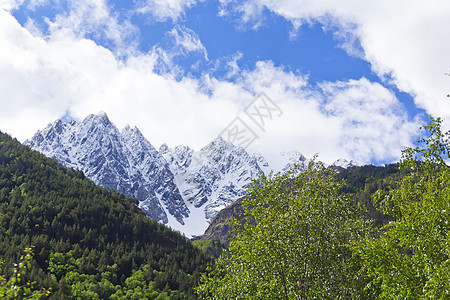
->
[25, 112, 358, 237]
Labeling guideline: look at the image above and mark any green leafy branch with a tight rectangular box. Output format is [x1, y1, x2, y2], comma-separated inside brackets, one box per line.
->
[0, 247, 51, 299]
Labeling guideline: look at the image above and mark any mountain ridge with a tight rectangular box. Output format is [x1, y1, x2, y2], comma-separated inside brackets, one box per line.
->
[25, 112, 188, 225]
[25, 112, 359, 237]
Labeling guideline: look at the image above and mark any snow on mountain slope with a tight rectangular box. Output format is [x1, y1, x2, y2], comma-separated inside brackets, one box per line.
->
[160, 138, 262, 237]
[330, 158, 360, 169]
[252, 150, 310, 174]
[25, 113, 263, 237]
[25, 112, 188, 224]
[25, 112, 358, 237]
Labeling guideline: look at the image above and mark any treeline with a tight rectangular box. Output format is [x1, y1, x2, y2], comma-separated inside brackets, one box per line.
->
[198, 117, 450, 299]
[0, 132, 212, 299]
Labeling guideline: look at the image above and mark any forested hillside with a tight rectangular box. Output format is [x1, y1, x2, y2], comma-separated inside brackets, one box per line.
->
[0, 131, 212, 299]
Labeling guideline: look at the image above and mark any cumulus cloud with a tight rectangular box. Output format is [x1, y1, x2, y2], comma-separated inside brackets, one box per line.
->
[230, 63, 420, 164]
[0, 2, 423, 165]
[219, 0, 450, 125]
[0, 8, 233, 148]
[319, 78, 420, 162]
[45, 0, 139, 56]
[135, 0, 200, 22]
[0, 8, 124, 138]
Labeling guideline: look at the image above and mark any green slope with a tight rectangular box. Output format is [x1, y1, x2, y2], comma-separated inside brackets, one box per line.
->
[0, 132, 211, 299]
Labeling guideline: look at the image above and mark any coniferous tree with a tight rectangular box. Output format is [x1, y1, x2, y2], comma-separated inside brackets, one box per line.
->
[0, 131, 211, 299]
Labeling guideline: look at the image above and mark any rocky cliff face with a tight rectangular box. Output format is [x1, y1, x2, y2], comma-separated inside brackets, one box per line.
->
[192, 198, 245, 247]
[25, 112, 188, 224]
[25, 113, 263, 237]
[161, 138, 262, 220]
[25, 112, 359, 237]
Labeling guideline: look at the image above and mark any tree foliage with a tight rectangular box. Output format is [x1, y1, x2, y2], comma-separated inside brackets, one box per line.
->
[197, 160, 371, 299]
[198, 116, 450, 299]
[0, 247, 50, 299]
[356, 117, 450, 298]
[336, 163, 405, 227]
[0, 131, 212, 299]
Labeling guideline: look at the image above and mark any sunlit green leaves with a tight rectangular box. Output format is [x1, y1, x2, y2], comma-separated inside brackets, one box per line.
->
[357, 116, 450, 299]
[197, 160, 370, 299]
[0, 248, 50, 299]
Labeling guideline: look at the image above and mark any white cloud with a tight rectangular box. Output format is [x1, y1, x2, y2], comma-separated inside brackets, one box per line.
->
[24, 0, 48, 10]
[241, 61, 308, 93]
[46, 0, 139, 56]
[220, 0, 450, 126]
[136, 0, 199, 22]
[0, 8, 235, 148]
[224, 51, 243, 78]
[319, 78, 420, 163]
[167, 25, 208, 60]
[0, 4, 422, 165]
[0, 8, 124, 138]
[145, 25, 208, 77]
[218, 0, 269, 30]
[233, 63, 420, 164]
[0, 0, 24, 11]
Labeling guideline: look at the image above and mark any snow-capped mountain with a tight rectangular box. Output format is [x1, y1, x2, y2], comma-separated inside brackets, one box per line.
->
[252, 150, 310, 174]
[25, 113, 263, 237]
[25, 112, 188, 224]
[25, 112, 359, 237]
[330, 158, 360, 169]
[160, 138, 262, 236]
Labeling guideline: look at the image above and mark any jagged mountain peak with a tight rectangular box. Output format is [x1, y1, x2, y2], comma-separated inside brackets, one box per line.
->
[95, 110, 109, 120]
[159, 143, 169, 154]
[158, 138, 262, 237]
[281, 150, 307, 161]
[25, 113, 359, 238]
[122, 124, 142, 135]
[253, 152, 269, 169]
[52, 118, 68, 133]
[25, 114, 189, 226]
[83, 111, 112, 125]
[38, 118, 67, 135]
[330, 158, 360, 169]
[196, 137, 256, 171]
[205, 136, 233, 148]
[121, 124, 151, 147]
[122, 124, 132, 132]
[200, 137, 235, 156]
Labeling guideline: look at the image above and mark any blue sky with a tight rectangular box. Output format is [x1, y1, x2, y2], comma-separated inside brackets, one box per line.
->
[1, 0, 449, 165]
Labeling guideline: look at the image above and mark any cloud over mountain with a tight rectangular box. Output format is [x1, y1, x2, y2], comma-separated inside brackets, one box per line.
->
[1, 0, 441, 165]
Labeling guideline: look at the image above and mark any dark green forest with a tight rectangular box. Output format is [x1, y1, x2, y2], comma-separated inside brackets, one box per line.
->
[0, 132, 212, 299]
[336, 163, 407, 227]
